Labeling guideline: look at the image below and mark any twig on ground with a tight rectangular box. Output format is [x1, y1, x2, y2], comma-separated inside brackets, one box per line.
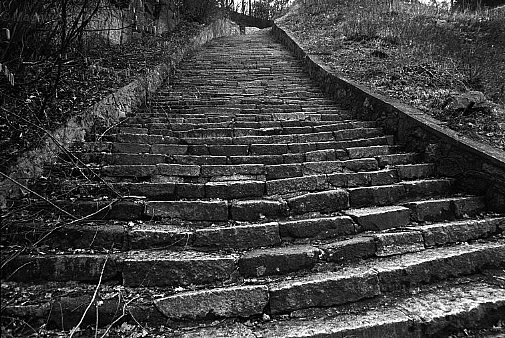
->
[97, 116, 129, 142]
[0, 171, 77, 219]
[3, 261, 33, 282]
[100, 296, 139, 338]
[67, 198, 120, 225]
[69, 256, 109, 338]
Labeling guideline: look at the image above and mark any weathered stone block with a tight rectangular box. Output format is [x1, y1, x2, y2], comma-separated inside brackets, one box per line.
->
[151, 144, 188, 155]
[269, 271, 380, 313]
[396, 164, 435, 180]
[305, 149, 336, 162]
[129, 225, 194, 249]
[377, 153, 417, 167]
[250, 144, 288, 155]
[287, 189, 349, 215]
[230, 155, 283, 165]
[156, 164, 200, 177]
[201, 164, 265, 177]
[302, 161, 343, 175]
[230, 200, 288, 221]
[342, 158, 378, 172]
[287, 142, 317, 153]
[239, 245, 320, 277]
[176, 183, 206, 199]
[421, 218, 500, 247]
[187, 144, 210, 155]
[266, 175, 326, 195]
[283, 153, 305, 163]
[154, 285, 269, 319]
[345, 206, 411, 231]
[367, 170, 398, 186]
[266, 164, 302, 179]
[402, 179, 453, 198]
[373, 231, 425, 257]
[205, 181, 265, 199]
[327, 172, 368, 187]
[376, 243, 505, 292]
[122, 251, 238, 287]
[115, 133, 164, 144]
[208, 144, 249, 156]
[405, 199, 454, 222]
[320, 237, 376, 262]
[194, 223, 281, 249]
[347, 145, 390, 159]
[279, 216, 356, 239]
[145, 201, 228, 221]
[349, 185, 406, 207]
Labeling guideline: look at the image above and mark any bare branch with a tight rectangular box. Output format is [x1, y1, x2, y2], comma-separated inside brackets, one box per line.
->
[0, 171, 77, 219]
[69, 255, 109, 338]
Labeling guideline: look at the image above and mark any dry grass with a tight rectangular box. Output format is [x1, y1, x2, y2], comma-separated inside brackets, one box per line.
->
[282, 0, 505, 149]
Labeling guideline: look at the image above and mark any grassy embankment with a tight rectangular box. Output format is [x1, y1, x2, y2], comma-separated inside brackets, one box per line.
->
[281, 0, 505, 149]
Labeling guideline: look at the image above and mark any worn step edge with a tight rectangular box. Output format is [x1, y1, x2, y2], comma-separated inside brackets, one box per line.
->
[179, 274, 505, 337]
[3, 227, 504, 288]
[3, 270, 504, 333]
[49, 192, 487, 224]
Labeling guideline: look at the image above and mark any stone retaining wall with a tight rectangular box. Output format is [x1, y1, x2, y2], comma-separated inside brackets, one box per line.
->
[0, 18, 240, 206]
[271, 24, 505, 212]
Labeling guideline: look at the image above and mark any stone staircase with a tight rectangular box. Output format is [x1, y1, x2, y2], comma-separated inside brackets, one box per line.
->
[2, 29, 505, 336]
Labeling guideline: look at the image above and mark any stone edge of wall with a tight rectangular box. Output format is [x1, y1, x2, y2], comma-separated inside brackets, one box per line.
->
[0, 17, 240, 206]
[271, 23, 505, 212]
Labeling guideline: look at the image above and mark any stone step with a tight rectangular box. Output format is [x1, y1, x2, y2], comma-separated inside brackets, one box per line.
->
[53, 190, 485, 224]
[347, 179, 455, 208]
[81, 136, 393, 156]
[4, 270, 504, 333]
[103, 129, 388, 146]
[5, 217, 503, 283]
[5, 212, 504, 285]
[111, 121, 376, 133]
[266, 240, 505, 314]
[128, 112, 360, 124]
[405, 196, 487, 222]
[75, 136, 395, 161]
[76, 171, 399, 200]
[96, 158, 391, 181]
[178, 274, 505, 337]
[165, 127, 384, 140]
[12, 213, 502, 255]
[120, 120, 378, 132]
[131, 111, 353, 121]
[154, 241, 505, 319]
[345, 205, 412, 232]
[377, 152, 421, 167]
[396, 163, 436, 180]
[141, 107, 353, 117]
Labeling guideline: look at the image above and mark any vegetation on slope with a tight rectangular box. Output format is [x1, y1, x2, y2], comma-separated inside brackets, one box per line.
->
[0, 0, 223, 172]
[280, 0, 505, 150]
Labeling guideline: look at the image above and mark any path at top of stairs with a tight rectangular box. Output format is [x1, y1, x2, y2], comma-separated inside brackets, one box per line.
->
[2, 29, 505, 337]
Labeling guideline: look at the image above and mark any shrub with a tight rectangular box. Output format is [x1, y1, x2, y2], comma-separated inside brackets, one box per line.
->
[180, 0, 220, 23]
